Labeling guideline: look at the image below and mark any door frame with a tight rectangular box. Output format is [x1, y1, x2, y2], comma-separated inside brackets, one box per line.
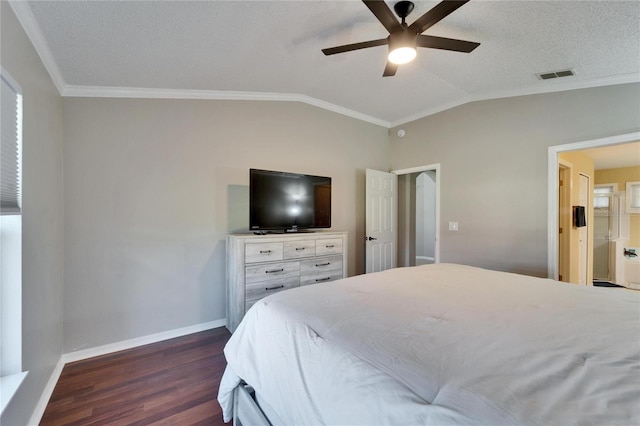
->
[547, 131, 640, 279]
[391, 163, 441, 265]
[578, 172, 591, 285]
[558, 160, 572, 282]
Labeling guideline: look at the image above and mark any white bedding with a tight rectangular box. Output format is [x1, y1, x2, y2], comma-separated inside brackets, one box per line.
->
[218, 263, 640, 425]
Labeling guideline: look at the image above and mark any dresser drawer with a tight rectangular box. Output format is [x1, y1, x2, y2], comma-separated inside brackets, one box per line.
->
[300, 270, 343, 286]
[315, 238, 343, 256]
[284, 240, 316, 259]
[300, 255, 342, 275]
[246, 261, 300, 283]
[227, 232, 348, 333]
[245, 242, 283, 263]
[246, 276, 299, 305]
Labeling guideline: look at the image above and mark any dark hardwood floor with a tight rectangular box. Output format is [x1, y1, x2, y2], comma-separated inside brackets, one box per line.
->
[40, 327, 231, 426]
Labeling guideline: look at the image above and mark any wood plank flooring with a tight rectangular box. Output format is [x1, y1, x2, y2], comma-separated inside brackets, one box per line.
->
[40, 327, 231, 426]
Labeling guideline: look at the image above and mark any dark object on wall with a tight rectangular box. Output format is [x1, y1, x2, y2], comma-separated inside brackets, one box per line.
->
[573, 206, 586, 228]
[250, 169, 332, 233]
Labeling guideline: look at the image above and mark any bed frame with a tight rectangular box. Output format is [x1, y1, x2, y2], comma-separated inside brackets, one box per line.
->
[232, 381, 271, 426]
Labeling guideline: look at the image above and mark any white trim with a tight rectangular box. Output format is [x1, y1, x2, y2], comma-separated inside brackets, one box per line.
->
[0, 66, 23, 93]
[9, 0, 639, 128]
[7, 1, 65, 94]
[62, 85, 391, 128]
[0, 371, 28, 416]
[27, 360, 63, 426]
[391, 163, 441, 264]
[416, 256, 435, 261]
[594, 183, 619, 191]
[626, 181, 640, 214]
[27, 319, 226, 426]
[391, 73, 640, 127]
[63, 319, 226, 363]
[547, 132, 640, 279]
[391, 97, 472, 127]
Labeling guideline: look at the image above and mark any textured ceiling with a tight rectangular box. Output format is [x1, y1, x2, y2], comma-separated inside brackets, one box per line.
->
[17, 0, 640, 126]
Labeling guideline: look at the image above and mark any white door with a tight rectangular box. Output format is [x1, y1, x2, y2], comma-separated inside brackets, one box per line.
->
[578, 173, 590, 285]
[365, 169, 397, 273]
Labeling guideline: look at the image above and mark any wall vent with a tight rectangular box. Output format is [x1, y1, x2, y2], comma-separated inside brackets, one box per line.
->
[536, 69, 576, 80]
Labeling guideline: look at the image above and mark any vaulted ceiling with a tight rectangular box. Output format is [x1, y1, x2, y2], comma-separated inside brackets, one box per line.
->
[12, 1, 640, 127]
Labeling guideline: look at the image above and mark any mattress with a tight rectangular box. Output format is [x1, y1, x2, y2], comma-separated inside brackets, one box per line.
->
[218, 263, 640, 425]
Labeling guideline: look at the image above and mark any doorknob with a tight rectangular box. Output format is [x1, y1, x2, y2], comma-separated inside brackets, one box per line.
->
[365, 236, 377, 241]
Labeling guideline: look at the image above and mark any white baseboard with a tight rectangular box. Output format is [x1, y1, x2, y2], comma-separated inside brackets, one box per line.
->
[62, 319, 226, 363]
[416, 256, 435, 261]
[28, 319, 226, 425]
[27, 358, 64, 426]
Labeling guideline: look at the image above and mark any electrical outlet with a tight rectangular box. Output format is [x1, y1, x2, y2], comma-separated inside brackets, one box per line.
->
[449, 221, 458, 231]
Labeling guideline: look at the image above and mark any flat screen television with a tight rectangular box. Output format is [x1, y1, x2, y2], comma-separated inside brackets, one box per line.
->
[250, 169, 331, 232]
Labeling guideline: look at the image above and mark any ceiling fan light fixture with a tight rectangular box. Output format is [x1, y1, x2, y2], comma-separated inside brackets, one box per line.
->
[388, 46, 417, 64]
[387, 30, 417, 65]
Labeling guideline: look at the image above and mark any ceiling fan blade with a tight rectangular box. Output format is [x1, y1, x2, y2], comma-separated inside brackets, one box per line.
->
[363, 0, 402, 34]
[322, 38, 388, 56]
[383, 61, 398, 77]
[417, 35, 480, 52]
[408, 0, 470, 34]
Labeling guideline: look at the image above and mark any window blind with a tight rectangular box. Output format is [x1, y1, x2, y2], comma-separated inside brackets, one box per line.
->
[1, 70, 21, 215]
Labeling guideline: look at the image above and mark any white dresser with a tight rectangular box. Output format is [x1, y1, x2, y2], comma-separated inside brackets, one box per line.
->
[226, 231, 348, 332]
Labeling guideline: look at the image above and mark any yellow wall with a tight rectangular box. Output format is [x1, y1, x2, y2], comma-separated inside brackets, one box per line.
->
[595, 166, 640, 247]
[558, 151, 595, 284]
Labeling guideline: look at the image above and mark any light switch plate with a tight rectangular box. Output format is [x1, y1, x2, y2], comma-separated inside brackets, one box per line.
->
[449, 221, 458, 231]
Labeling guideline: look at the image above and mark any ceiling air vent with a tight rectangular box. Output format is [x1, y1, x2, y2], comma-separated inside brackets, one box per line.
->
[536, 69, 576, 80]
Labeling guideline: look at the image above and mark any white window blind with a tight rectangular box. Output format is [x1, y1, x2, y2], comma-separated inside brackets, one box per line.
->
[1, 70, 22, 215]
[627, 182, 640, 211]
[593, 185, 614, 209]
[0, 67, 25, 415]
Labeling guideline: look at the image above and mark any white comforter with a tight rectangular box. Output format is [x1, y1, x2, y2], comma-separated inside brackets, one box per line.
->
[218, 263, 640, 425]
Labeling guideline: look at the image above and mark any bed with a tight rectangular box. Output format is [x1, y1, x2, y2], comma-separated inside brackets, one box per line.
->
[218, 263, 640, 425]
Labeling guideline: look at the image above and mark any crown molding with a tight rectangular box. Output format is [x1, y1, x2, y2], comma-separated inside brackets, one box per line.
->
[8, 0, 639, 129]
[62, 85, 391, 128]
[390, 96, 473, 128]
[8, 0, 65, 94]
[390, 73, 640, 127]
[473, 72, 640, 104]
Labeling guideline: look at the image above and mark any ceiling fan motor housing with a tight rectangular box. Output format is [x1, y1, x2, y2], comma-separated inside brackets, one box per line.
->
[322, 0, 479, 76]
[388, 29, 418, 53]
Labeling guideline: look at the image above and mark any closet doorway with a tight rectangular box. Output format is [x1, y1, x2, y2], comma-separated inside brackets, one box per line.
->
[393, 164, 440, 267]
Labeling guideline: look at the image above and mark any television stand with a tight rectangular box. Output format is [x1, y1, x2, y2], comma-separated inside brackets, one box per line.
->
[226, 231, 348, 332]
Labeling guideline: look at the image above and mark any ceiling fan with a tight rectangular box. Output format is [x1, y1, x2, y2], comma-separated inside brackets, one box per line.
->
[322, 0, 480, 77]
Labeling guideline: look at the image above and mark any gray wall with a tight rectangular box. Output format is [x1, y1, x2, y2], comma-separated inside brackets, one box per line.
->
[4, 1, 638, 418]
[390, 83, 640, 277]
[1, 3, 65, 425]
[62, 98, 389, 351]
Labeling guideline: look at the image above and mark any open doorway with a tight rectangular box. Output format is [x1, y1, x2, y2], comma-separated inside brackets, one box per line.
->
[548, 132, 640, 282]
[393, 164, 440, 267]
[415, 171, 437, 265]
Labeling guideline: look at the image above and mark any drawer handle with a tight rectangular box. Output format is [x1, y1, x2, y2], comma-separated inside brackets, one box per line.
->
[265, 285, 284, 291]
[325, 245, 334, 248]
[295, 247, 306, 251]
[316, 262, 330, 267]
[316, 277, 331, 282]
[265, 268, 284, 274]
[259, 250, 272, 254]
